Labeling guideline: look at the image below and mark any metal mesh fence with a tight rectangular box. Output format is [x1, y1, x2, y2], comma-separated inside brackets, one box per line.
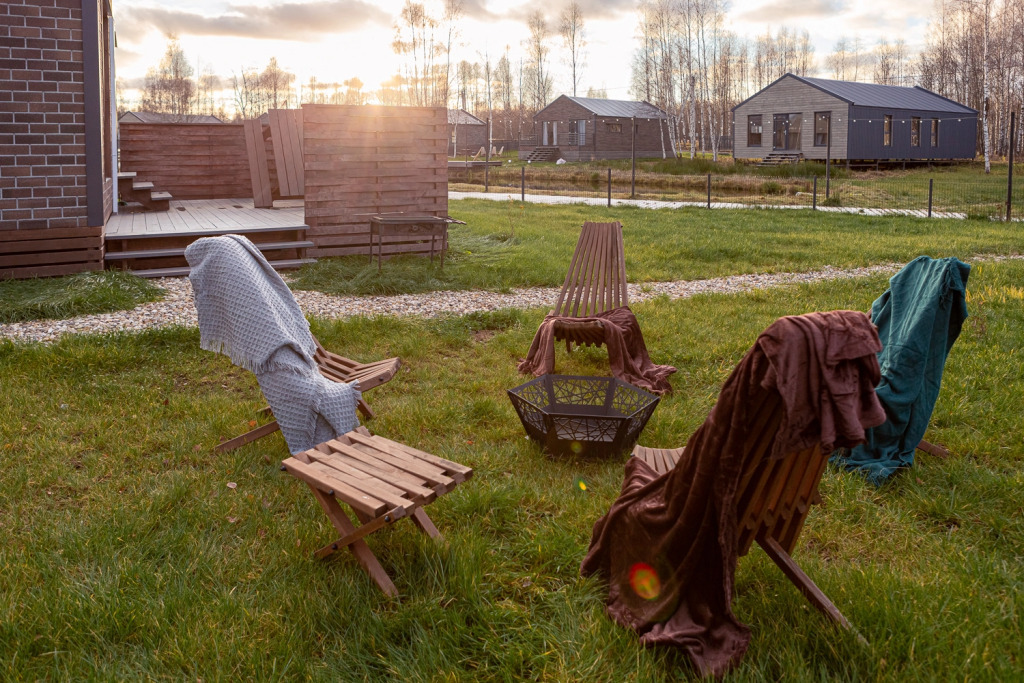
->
[449, 166, 1024, 220]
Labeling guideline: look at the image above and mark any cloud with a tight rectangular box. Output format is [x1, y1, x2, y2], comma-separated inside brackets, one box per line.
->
[501, 0, 637, 24]
[735, 0, 846, 23]
[118, 1, 391, 43]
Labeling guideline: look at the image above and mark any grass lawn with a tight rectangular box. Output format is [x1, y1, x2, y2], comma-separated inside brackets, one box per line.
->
[0, 271, 162, 324]
[1, 254, 1022, 679]
[291, 199, 1024, 296]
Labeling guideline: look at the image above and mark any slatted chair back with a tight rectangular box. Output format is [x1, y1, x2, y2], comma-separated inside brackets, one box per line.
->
[552, 221, 628, 319]
[631, 374, 851, 629]
[215, 336, 401, 453]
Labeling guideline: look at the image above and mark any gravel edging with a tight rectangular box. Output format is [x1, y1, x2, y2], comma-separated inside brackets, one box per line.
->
[3, 256, 1020, 344]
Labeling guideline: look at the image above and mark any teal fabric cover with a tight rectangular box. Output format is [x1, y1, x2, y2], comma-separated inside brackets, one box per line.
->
[833, 256, 970, 484]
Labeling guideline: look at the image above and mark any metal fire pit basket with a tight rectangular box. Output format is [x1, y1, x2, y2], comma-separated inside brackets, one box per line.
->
[507, 374, 660, 457]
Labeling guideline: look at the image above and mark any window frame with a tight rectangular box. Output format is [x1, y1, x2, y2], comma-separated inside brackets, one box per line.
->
[814, 111, 830, 147]
[911, 117, 921, 147]
[931, 118, 939, 147]
[747, 114, 762, 147]
[883, 115, 892, 147]
[607, 122, 622, 133]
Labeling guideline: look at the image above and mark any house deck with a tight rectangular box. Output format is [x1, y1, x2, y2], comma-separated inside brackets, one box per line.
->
[105, 198, 306, 237]
[104, 199, 314, 277]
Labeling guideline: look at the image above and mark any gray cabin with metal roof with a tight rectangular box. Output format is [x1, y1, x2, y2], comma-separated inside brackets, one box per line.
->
[523, 95, 672, 161]
[732, 74, 977, 163]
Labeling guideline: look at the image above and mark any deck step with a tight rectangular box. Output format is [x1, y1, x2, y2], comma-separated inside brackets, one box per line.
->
[132, 181, 155, 191]
[129, 258, 317, 279]
[151, 191, 173, 201]
[117, 171, 137, 180]
[106, 240, 316, 261]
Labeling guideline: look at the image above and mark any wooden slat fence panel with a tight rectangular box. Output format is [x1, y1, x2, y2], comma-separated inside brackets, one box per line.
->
[244, 119, 274, 208]
[118, 123, 251, 200]
[0, 226, 103, 279]
[302, 104, 448, 259]
[268, 109, 305, 197]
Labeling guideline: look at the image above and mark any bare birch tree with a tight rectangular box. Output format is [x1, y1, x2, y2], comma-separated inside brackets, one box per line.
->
[559, 1, 587, 97]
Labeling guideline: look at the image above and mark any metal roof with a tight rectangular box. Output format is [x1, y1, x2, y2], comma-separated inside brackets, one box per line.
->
[118, 111, 225, 124]
[562, 96, 667, 118]
[447, 109, 486, 126]
[794, 76, 976, 113]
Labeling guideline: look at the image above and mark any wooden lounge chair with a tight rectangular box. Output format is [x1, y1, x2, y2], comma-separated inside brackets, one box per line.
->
[282, 426, 473, 596]
[216, 338, 401, 453]
[631, 391, 853, 630]
[551, 221, 629, 351]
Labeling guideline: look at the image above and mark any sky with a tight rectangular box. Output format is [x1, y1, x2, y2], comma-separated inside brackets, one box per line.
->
[112, 0, 934, 106]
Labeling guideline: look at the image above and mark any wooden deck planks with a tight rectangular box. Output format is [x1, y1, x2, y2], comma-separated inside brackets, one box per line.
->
[105, 199, 307, 238]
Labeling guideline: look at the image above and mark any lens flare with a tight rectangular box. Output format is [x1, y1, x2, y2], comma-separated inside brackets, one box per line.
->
[570, 440, 583, 454]
[574, 477, 588, 492]
[629, 562, 662, 600]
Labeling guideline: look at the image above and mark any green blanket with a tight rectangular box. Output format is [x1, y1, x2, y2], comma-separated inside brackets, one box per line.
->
[833, 256, 970, 484]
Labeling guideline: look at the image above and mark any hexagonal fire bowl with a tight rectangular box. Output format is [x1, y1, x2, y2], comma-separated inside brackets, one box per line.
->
[507, 374, 660, 458]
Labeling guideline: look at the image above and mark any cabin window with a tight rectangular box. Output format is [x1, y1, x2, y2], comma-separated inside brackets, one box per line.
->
[931, 119, 939, 146]
[911, 117, 921, 147]
[607, 122, 622, 133]
[883, 115, 892, 146]
[747, 115, 762, 146]
[814, 112, 830, 146]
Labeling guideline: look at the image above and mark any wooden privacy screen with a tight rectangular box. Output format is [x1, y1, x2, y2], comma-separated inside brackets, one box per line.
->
[118, 123, 251, 200]
[245, 110, 305, 208]
[302, 104, 448, 259]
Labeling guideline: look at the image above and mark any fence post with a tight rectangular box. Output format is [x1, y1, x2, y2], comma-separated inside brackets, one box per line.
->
[521, 166, 525, 202]
[630, 117, 637, 199]
[1007, 112, 1016, 222]
[607, 168, 612, 208]
[707, 173, 711, 209]
[928, 178, 933, 218]
[813, 176, 817, 210]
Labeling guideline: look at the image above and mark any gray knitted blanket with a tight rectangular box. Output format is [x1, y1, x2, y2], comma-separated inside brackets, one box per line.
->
[185, 234, 360, 454]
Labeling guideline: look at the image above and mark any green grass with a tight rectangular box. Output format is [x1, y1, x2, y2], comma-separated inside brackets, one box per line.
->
[0, 270, 163, 324]
[1, 258, 1023, 679]
[290, 199, 1024, 296]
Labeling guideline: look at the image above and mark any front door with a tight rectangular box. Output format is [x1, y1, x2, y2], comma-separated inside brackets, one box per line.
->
[773, 113, 802, 150]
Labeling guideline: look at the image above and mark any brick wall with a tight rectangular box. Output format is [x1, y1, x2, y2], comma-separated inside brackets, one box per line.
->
[0, 0, 89, 231]
[0, 0, 107, 278]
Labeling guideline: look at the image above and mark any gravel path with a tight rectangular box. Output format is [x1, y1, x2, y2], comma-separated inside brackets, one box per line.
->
[0, 263, 907, 344]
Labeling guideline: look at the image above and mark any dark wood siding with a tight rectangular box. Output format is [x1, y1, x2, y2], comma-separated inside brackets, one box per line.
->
[847, 106, 977, 161]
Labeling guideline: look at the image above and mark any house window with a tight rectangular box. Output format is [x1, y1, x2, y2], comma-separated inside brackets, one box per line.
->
[747, 115, 762, 146]
[911, 117, 921, 147]
[931, 119, 939, 146]
[814, 112, 830, 146]
[607, 122, 622, 133]
[883, 115, 892, 146]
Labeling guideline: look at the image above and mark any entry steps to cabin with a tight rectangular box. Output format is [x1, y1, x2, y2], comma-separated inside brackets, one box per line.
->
[524, 146, 560, 163]
[105, 225, 316, 278]
[117, 171, 172, 211]
[756, 152, 804, 167]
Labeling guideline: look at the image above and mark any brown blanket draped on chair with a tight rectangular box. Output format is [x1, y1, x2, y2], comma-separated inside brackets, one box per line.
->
[580, 310, 886, 678]
[518, 306, 675, 395]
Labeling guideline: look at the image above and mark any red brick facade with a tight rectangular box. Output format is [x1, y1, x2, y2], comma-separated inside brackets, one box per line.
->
[0, 0, 112, 278]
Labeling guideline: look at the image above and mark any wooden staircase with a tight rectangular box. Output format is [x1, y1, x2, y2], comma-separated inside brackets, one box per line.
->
[524, 146, 560, 163]
[756, 152, 804, 167]
[117, 171, 171, 211]
[105, 225, 316, 278]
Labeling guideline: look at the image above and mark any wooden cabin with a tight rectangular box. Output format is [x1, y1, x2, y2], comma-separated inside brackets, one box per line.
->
[448, 109, 487, 156]
[522, 96, 672, 162]
[732, 74, 977, 164]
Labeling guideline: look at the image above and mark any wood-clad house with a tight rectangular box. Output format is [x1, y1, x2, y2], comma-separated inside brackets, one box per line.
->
[522, 96, 672, 161]
[1, 0, 117, 278]
[732, 74, 978, 163]
[447, 108, 486, 156]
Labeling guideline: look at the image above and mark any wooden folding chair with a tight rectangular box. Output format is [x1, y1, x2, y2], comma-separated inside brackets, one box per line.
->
[216, 337, 401, 453]
[550, 221, 629, 351]
[632, 387, 853, 630]
[282, 426, 473, 596]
